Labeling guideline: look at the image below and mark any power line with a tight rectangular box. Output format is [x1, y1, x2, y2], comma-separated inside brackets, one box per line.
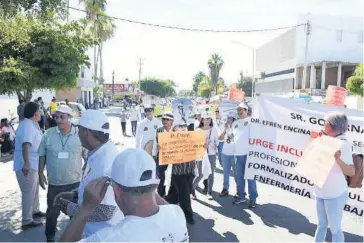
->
[68, 6, 306, 33]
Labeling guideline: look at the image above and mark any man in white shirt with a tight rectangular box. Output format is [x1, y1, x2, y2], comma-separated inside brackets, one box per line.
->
[152, 113, 174, 197]
[60, 148, 189, 242]
[232, 103, 258, 208]
[135, 105, 162, 152]
[129, 103, 139, 136]
[54, 110, 123, 237]
[215, 109, 225, 167]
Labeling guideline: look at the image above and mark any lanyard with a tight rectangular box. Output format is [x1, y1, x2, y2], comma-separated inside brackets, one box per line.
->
[59, 133, 71, 150]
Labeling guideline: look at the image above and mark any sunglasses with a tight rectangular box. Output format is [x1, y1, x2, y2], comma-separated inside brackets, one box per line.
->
[145, 109, 154, 112]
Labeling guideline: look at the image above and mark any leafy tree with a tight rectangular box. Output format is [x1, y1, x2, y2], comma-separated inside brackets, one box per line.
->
[0, 0, 66, 18]
[192, 71, 206, 95]
[0, 14, 94, 102]
[237, 71, 252, 97]
[140, 78, 177, 97]
[80, 0, 115, 84]
[178, 89, 194, 97]
[198, 76, 213, 98]
[208, 54, 224, 95]
[346, 64, 364, 97]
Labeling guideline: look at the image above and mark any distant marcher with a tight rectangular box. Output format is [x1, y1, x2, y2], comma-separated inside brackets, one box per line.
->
[120, 109, 128, 136]
[50, 97, 58, 115]
[17, 99, 25, 121]
[13, 102, 45, 229]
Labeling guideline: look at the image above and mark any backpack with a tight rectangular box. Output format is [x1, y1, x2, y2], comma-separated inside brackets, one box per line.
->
[347, 154, 363, 188]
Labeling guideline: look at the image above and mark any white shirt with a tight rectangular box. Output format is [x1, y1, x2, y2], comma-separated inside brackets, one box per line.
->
[232, 118, 250, 156]
[222, 126, 235, 156]
[129, 109, 139, 121]
[13, 119, 42, 172]
[215, 118, 225, 143]
[200, 127, 219, 155]
[314, 134, 354, 199]
[136, 117, 162, 150]
[2, 125, 16, 141]
[78, 141, 124, 237]
[80, 205, 189, 242]
[194, 119, 200, 130]
[152, 127, 171, 157]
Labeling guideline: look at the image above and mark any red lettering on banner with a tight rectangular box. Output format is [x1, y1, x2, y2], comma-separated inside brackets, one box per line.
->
[249, 138, 275, 150]
[277, 144, 303, 157]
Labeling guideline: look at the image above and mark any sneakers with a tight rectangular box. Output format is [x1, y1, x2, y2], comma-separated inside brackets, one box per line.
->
[232, 197, 247, 205]
[207, 192, 213, 200]
[249, 200, 257, 208]
[33, 211, 46, 218]
[21, 220, 43, 230]
[219, 189, 229, 197]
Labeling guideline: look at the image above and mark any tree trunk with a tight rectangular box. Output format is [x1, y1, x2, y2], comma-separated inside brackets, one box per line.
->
[99, 43, 103, 84]
[16, 89, 33, 103]
[94, 44, 98, 83]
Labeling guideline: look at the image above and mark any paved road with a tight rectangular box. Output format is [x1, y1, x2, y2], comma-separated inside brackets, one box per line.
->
[0, 107, 363, 242]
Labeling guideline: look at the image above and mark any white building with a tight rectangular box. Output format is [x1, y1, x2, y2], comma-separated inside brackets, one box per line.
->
[255, 14, 364, 95]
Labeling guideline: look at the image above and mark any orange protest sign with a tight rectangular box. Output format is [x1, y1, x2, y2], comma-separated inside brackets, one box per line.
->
[228, 87, 245, 102]
[158, 131, 206, 165]
[325, 85, 347, 107]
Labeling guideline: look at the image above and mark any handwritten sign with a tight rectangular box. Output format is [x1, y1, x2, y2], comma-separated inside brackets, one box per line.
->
[158, 131, 206, 165]
[296, 135, 344, 188]
[325, 85, 347, 107]
[228, 87, 245, 102]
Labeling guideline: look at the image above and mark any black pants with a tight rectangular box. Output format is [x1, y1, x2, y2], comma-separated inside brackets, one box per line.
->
[45, 182, 79, 239]
[157, 165, 168, 197]
[165, 174, 194, 221]
[187, 124, 194, 131]
[121, 122, 126, 134]
[0, 136, 13, 154]
[131, 121, 137, 135]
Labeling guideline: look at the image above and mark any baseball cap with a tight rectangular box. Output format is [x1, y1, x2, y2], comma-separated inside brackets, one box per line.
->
[77, 109, 110, 134]
[111, 148, 160, 187]
[238, 103, 249, 110]
[56, 105, 73, 117]
[161, 113, 174, 120]
[227, 111, 237, 118]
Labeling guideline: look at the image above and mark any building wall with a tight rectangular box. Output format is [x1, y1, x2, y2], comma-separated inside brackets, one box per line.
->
[296, 14, 364, 65]
[56, 88, 82, 102]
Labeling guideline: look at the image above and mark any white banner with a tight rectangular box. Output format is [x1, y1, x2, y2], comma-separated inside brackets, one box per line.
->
[245, 95, 363, 217]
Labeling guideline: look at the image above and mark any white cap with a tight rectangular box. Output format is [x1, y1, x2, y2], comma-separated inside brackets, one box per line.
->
[238, 103, 249, 110]
[201, 113, 212, 119]
[56, 105, 73, 117]
[78, 109, 110, 134]
[111, 148, 160, 187]
[227, 111, 236, 119]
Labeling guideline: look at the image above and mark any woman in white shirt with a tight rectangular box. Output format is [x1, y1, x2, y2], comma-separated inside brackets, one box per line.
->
[314, 112, 355, 243]
[196, 113, 219, 199]
[218, 112, 236, 197]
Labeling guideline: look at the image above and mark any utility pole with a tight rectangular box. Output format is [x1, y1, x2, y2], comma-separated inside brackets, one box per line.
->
[138, 58, 144, 87]
[66, 0, 70, 23]
[112, 71, 115, 100]
[302, 20, 311, 89]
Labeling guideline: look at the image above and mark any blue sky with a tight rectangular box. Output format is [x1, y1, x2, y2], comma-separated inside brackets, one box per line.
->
[69, 0, 364, 90]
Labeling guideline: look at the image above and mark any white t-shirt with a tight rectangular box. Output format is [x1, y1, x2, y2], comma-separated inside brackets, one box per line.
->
[78, 141, 124, 237]
[222, 126, 235, 156]
[200, 127, 219, 155]
[314, 134, 354, 199]
[232, 118, 250, 156]
[80, 205, 189, 242]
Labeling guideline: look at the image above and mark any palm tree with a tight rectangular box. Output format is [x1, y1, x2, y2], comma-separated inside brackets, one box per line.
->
[208, 54, 224, 95]
[192, 71, 206, 96]
[80, 0, 115, 84]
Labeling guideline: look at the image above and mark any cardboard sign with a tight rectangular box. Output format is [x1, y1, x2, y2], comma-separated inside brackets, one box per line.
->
[228, 87, 245, 102]
[158, 131, 206, 165]
[296, 136, 344, 188]
[325, 85, 347, 107]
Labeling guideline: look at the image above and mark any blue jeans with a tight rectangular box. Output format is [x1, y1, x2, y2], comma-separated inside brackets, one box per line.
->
[222, 154, 235, 190]
[217, 142, 224, 166]
[235, 155, 258, 201]
[314, 191, 348, 242]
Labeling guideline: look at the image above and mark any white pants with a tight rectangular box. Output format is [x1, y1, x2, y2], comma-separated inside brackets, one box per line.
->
[16, 170, 40, 225]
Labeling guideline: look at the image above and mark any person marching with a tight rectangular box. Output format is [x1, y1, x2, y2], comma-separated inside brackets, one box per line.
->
[129, 103, 139, 136]
[152, 113, 174, 197]
[135, 105, 162, 154]
[164, 116, 196, 225]
[215, 109, 225, 167]
[53, 110, 123, 237]
[38, 105, 84, 242]
[233, 103, 258, 208]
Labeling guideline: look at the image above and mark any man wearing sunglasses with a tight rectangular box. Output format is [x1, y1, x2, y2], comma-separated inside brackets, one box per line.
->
[135, 105, 162, 153]
[38, 105, 84, 242]
[152, 113, 174, 197]
[60, 149, 188, 242]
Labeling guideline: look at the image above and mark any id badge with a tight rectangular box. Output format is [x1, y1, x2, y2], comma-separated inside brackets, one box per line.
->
[58, 152, 69, 159]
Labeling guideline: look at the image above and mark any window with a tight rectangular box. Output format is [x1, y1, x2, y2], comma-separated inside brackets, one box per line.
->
[358, 32, 364, 43]
[81, 66, 85, 78]
[336, 30, 342, 43]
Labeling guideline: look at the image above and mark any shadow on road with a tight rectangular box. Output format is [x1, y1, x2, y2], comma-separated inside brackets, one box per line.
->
[188, 213, 239, 242]
[253, 203, 363, 243]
